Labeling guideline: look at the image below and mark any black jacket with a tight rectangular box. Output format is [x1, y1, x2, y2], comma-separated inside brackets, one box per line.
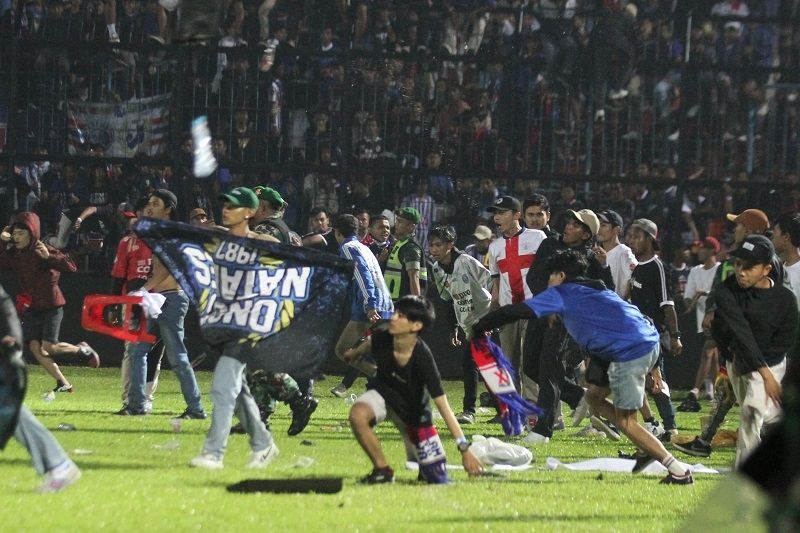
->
[711, 275, 798, 374]
[526, 236, 614, 296]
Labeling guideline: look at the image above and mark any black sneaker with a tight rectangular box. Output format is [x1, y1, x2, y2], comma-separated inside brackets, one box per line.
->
[660, 471, 694, 485]
[114, 407, 147, 416]
[488, 413, 503, 424]
[631, 449, 656, 474]
[230, 422, 246, 434]
[479, 392, 493, 407]
[677, 394, 701, 412]
[673, 436, 712, 458]
[360, 466, 395, 484]
[174, 409, 207, 420]
[659, 429, 678, 443]
[53, 384, 74, 393]
[287, 396, 318, 436]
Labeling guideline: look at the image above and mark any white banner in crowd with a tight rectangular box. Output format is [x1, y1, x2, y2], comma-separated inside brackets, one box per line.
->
[68, 94, 171, 157]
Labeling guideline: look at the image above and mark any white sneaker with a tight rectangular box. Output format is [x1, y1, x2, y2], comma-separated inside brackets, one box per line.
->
[246, 443, 279, 469]
[574, 424, 606, 439]
[590, 415, 621, 441]
[330, 384, 348, 398]
[644, 420, 665, 438]
[521, 431, 549, 444]
[191, 116, 217, 178]
[37, 461, 81, 493]
[189, 453, 224, 470]
[572, 395, 590, 427]
[595, 109, 605, 122]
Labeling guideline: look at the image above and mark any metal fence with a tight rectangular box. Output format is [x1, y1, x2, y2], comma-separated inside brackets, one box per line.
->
[1, 6, 799, 251]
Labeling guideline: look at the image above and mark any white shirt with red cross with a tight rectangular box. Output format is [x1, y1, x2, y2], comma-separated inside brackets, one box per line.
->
[488, 227, 547, 305]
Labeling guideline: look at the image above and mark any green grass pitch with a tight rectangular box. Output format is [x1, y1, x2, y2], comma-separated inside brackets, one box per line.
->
[1, 367, 745, 532]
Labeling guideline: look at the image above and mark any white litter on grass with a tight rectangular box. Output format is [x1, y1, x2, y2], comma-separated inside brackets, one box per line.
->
[42, 391, 56, 402]
[405, 461, 533, 472]
[545, 457, 720, 475]
[152, 441, 181, 450]
[73, 449, 94, 455]
[291, 456, 315, 469]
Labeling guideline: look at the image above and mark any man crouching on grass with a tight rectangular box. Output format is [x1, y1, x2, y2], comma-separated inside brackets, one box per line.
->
[344, 295, 483, 484]
[473, 250, 695, 484]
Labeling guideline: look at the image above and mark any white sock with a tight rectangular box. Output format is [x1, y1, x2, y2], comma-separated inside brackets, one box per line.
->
[107, 23, 118, 39]
[662, 455, 691, 477]
[50, 460, 74, 476]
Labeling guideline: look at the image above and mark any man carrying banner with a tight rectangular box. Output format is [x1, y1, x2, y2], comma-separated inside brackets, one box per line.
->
[473, 250, 695, 484]
[344, 295, 482, 484]
[190, 187, 279, 469]
[240, 185, 318, 437]
[117, 190, 205, 418]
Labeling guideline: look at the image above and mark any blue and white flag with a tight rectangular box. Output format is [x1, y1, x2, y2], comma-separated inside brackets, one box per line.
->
[134, 219, 353, 378]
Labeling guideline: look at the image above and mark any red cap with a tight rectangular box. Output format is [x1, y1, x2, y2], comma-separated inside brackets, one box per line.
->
[698, 236, 720, 253]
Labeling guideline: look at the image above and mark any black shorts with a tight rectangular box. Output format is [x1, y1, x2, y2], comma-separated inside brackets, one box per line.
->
[585, 357, 610, 388]
[21, 307, 63, 344]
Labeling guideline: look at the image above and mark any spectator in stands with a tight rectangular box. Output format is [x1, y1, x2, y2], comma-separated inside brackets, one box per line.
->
[354, 116, 384, 163]
[400, 177, 435, 253]
[464, 224, 493, 268]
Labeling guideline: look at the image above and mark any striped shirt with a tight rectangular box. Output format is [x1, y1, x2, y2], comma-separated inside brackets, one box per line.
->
[401, 193, 436, 252]
[629, 255, 673, 332]
[340, 235, 394, 321]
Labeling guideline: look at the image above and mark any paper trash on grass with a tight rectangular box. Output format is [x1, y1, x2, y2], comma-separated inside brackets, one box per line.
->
[405, 461, 533, 472]
[546, 457, 719, 475]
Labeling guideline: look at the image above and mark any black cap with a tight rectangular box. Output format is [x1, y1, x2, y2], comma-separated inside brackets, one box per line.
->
[598, 209, 624, 228]
[151, 188, 178, 209]
[728, 234, 776, 265]
[487, 196, 522, 213]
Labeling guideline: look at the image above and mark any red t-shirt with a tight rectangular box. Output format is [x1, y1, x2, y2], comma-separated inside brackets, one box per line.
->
[111, 234, 152, 290]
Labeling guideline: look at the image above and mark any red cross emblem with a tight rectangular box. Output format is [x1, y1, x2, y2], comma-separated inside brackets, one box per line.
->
[494, 368, 510, 386]
[496, 235, 535, 303]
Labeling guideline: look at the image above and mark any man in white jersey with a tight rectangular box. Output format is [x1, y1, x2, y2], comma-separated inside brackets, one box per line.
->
[487, 196, 546, 393]
[677, 237, 721, 412]
[596, 210, 637, 299]
[429, 225, 493, 424]
[772, 213, 800, 307]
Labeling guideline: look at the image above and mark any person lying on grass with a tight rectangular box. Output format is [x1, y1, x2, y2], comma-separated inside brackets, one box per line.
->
[343, 295, 483, 484]
[472, 249, 695, 484]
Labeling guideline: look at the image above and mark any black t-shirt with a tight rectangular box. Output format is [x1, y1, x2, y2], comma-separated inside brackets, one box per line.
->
[367, 329, 444, 426]
[630, 256, 673, 331]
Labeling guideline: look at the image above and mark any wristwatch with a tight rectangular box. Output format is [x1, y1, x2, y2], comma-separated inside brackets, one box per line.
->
[671, 331, 682, 340]
[456, 437, 471, 453]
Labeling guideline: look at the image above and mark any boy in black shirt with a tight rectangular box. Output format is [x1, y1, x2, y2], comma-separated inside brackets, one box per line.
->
[345, 296, 482, 484]
[710, 235, 797, 468]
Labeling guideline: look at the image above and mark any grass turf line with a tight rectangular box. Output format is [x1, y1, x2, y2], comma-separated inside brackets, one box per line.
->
[1, 368, 739, 532]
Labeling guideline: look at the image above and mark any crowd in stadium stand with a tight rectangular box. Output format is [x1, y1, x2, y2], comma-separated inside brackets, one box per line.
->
[0, 0, 798, 267]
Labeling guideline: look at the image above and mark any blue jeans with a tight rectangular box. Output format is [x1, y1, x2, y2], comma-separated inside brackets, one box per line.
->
[202, 356, 272, 459]
[127, 291, 203, 413]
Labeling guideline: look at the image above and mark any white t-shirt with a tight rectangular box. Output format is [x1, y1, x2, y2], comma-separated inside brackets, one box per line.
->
[783, 260, 800, 309]
[605, 243, 637, 298]
[684, 262, 720, 333]
[488, 227, 547, 305]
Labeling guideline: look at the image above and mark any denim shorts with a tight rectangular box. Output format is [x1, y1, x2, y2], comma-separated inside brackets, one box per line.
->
[21, 307, 63, 344]
[608, 343, 660, 410]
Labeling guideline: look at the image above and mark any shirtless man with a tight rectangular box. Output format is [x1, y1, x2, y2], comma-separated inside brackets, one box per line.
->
[115, 189, 206, 418]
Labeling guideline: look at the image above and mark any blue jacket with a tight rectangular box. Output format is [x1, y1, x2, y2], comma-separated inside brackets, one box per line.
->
[340, 235, 394, 321]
